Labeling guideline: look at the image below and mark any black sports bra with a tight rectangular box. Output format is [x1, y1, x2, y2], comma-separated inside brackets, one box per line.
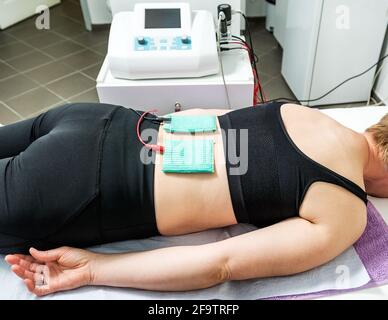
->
[218, 102, 368, 228]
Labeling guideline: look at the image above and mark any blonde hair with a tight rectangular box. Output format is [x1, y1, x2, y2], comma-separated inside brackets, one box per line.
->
[366, 113, 388, 163]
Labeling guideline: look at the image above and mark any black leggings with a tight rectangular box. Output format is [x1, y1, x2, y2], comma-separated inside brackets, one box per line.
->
[0, 103, 159, 254]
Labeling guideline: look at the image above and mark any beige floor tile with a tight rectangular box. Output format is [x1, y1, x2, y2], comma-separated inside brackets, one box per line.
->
[0, 102, 22, 125]
[25, 61, 76, 84]
[68, 88, 99, 103]
[0, 74, 39, 101]
[43, 40, 84, 59]
[6, 87, 62, 117]
[46, 72, 95, 99]
[0, 42, 34, 60]
[7, 50, 53, 72]
[60, 50, 102, 70]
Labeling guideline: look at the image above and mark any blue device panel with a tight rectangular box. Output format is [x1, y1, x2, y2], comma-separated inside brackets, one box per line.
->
[134, 36, 192, 51]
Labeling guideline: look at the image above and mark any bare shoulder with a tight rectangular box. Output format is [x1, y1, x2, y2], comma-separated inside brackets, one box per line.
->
[281, 103, 350, 128]
[281, 103, 366, 168]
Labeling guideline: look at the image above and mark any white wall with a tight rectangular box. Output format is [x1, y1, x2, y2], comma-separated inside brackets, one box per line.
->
[80, 1, 254, 31]
[245, 0, 266, 17]
[109, 0, 244, 35]
[375, 29, 388, 105]
[0, 0, 61, 29]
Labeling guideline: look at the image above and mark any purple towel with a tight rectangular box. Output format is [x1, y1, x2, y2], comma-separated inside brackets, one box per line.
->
[271, 201, 388, 300]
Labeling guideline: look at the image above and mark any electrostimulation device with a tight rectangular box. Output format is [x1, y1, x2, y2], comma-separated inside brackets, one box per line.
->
[107, 2, 220, 80]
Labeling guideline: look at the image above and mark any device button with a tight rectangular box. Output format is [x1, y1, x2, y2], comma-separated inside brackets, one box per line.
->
[181, 35, 191, 44]
[137, 36, 147, 45]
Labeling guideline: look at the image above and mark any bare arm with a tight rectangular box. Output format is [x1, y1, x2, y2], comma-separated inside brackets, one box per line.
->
[5, 190, 365, 295]
[90, 217, 353, 291]
[90, 242, 229, 291]
[82, 190, 366, 291]
[4, 242, 231, 295]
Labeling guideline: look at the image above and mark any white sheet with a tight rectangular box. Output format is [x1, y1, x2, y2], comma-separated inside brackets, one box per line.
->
[0, 105, 387, 300]
[0, 223, 371, 300]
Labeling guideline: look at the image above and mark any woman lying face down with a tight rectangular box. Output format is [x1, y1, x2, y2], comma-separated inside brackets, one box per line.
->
[364, 113, 388, 198]
[2, 102, 387, 296]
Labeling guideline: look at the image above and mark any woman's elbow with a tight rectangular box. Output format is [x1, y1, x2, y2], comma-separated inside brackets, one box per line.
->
[204, 254, 233, 288]
[215, 260, 233, 284]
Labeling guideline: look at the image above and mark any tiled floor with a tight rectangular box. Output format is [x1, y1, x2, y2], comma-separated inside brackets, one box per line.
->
[0, 0, 365, 125]
[0, 0, 106, 124]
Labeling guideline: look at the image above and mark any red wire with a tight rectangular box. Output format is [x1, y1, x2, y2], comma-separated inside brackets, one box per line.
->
[225, 42, 260, 104]
[232, 41, 267, 105]
[254, 68, 267, 104]
[226, 42, 252, 59]
[235, 40, 268, 104]
[228, 42, 267, 105]
[256, 71, 267, 103]
[223, 41, 259, 104]
[136, 109, 164, 153]
[252, 66, 262, 105]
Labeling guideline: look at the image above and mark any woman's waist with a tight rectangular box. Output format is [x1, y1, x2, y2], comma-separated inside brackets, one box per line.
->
[154, 178, 237, 235]
[99, 107, 159, 225]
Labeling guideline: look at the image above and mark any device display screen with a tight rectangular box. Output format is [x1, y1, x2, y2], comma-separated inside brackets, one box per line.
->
[145, 8, 181, 29]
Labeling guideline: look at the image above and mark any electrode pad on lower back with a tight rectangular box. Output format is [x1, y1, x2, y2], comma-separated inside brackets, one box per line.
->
[163, 115, 217, 133]
[162, 139, 214, 173]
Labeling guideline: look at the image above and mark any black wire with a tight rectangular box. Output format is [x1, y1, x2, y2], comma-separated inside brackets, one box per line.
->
[222, 37, 260, 78]
[259, 53, 388, 106]
[128, 108, 163, 124]
[221, 47, 248, 52]
[234, 11, 264, 102]
[231, 35, 249, 46]
[220, 45, 259, 63]
[230, 35, 259, 62]
[131, 28, 387, 110]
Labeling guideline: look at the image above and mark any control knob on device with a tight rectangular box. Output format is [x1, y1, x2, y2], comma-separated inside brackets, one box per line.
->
[137, 36, 147, 45]
[181, 35, 191, 44]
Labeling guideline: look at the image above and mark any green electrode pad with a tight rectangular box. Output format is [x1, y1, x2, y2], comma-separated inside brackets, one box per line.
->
[163, 115, 217, 133]
[162, 139, 214, 173]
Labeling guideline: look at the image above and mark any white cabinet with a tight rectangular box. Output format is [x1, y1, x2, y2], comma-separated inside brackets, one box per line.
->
[80, 0, 112, 31]
[97, 50, 254, 112]
[281, 0, 388, 106]
[273, 0, 288, 47]
[265, 0, 288, 47]
[375, 35, 388, 105]
[0, 0, 61, 30]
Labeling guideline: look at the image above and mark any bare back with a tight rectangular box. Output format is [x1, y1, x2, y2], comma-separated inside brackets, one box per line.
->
[154, 104, 367, 235]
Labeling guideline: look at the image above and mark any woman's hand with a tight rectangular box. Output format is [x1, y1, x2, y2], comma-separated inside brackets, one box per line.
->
[5, 246, 98, 296]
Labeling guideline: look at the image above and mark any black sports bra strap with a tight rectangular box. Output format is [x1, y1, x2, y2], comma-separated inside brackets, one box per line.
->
[274, 102, 368, 206]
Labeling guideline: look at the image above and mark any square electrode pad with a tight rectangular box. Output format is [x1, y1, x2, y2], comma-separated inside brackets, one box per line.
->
[163, 115, 217, 133]
[162, 139, 214, 173]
